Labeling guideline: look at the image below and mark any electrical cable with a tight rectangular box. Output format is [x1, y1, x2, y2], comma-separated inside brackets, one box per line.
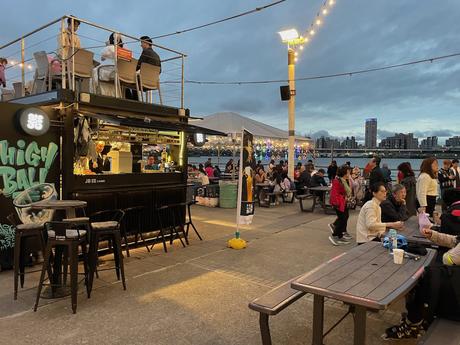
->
[151, 0, 287, 40]
[163, 52, 460, 86]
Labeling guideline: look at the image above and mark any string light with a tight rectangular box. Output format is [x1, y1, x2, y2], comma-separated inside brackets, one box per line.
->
[315, 18, 322, 26]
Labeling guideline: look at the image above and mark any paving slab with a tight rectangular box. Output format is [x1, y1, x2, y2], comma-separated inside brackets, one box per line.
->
[0, 202, 417, 345]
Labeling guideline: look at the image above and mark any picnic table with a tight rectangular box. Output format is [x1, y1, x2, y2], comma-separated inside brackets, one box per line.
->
[401, 216, 435, 247]
[308, 186, 333, 213]
[292, 241, 436, 345]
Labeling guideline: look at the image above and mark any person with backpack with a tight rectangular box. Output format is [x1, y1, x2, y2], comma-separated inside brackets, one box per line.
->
[382, 226, 460, 340]
[434, 188, 460, 237]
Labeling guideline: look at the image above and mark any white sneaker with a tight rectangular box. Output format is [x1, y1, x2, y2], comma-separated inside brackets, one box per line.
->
[342, 232, 353, 240]
[329, 236, 350, 246]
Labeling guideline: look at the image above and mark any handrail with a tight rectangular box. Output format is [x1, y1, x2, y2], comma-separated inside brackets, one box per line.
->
[0, 14, 186, 107]
[0, 16, 65, 50]
[0, 14, 187, 57]
[62, 15, 187, 57]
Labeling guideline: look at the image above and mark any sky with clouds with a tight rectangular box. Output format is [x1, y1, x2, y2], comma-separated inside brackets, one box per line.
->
[1, 0, 460, 143]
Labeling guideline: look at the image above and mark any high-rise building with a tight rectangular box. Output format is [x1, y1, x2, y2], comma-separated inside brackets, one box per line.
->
[315, 136, 341, 149]
[420, 136, 438, 150]
[446, 136, 460, 148]
[379, 133, 419, 150]
[341, 136, 358, 149]
[365, 118, 377, 149]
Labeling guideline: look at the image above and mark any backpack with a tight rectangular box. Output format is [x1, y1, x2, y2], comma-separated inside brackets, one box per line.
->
[422, 264, 460, 322]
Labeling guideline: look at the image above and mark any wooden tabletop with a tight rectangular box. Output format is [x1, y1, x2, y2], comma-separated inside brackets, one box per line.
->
[30, 199, 87, 210]
[400, 217, 434, 246]
[292, 241, 436, 310]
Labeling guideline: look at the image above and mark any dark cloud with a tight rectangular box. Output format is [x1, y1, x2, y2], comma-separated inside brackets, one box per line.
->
[377, 129, 396, 139]
[219, 97, 266, 114]
[2, 0, 460, 138]
[414, 129, 456, 138]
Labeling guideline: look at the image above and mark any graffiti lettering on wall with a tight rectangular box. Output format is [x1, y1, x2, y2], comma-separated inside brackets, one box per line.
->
[0, 140, 58, 198]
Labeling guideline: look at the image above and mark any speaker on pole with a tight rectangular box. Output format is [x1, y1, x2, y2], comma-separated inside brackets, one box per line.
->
[280, 85, 291, 101]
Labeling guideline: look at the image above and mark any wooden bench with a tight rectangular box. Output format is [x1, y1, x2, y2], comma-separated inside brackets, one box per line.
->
[249, 277, 307, 345]
[418, 318, 460, 345]
[295, 193, 316, 212]
[258, 190, 284, 208]
[282, 189, 297, 203]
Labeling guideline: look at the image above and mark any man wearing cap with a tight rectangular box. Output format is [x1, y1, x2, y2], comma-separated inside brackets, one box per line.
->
[137, 36, 161, 71]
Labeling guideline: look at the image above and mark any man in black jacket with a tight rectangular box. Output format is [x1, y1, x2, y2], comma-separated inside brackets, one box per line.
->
[363, 156, 385, 202]
[137, 36, 161, 71]
[126, 36, 161, 100]
[438, 188, 460, 236]
[296, 165, 311, 195]
[381, 184, 409, 222]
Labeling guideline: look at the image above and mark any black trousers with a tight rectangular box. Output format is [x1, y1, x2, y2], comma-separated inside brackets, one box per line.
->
[333, 207, 349, 238]
[426, 195, 437, 217]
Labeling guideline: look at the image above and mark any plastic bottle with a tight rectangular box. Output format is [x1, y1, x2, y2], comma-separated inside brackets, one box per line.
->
[389, 229, 398, 252]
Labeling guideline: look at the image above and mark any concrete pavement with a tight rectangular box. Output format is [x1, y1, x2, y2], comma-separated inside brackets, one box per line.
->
[0, 202, 415, 345]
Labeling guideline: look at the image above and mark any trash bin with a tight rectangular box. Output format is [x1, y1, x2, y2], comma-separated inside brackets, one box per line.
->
[219, 181, 237, 208]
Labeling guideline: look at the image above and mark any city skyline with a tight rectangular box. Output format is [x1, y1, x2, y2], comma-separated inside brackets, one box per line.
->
[1, 1, 460, 140]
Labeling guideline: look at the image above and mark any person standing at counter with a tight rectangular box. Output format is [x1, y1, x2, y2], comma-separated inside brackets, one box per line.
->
[144, 155, 159, 170]
[89, 142, 109, 174]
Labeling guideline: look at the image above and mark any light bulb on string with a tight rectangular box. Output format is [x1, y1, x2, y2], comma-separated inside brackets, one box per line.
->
[299, 45, 304, 50]
[309, 29, 316, 36]
[328, 0, 335, 6]
[315, 17, 322, 26]
[294, 51, 298, 57]
[322, 8, 328, 15]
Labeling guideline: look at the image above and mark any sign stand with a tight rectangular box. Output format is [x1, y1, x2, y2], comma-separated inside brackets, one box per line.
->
[228, 128, 256, 250]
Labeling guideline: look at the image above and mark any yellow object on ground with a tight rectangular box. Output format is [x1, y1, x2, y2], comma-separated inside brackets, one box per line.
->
[227, 237, 247, 250]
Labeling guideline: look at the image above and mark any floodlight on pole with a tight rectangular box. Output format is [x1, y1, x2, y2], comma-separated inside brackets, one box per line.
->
[277, 1, 338, 179]
[278, 29, 300, 43]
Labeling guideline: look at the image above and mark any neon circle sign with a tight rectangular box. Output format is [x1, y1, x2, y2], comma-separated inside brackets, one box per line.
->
[16, 107, 50, 136]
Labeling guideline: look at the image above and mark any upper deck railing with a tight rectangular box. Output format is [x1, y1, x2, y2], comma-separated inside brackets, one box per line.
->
[0, 15, 187, 109]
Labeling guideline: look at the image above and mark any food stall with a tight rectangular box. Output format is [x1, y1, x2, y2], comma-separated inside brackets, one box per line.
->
[0, 90, 223, 269]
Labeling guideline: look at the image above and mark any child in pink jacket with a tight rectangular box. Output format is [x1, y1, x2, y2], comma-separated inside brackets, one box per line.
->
[0, 57, 7, 87]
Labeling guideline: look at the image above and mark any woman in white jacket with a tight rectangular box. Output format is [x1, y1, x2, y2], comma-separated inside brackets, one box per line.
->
[416, 157, 439, 217]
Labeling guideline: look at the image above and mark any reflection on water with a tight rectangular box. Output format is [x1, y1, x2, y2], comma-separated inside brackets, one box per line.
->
[12, 183, 57, 224]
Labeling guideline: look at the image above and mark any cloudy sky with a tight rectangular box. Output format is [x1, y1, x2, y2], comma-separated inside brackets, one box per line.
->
[1, 0, 460, 143]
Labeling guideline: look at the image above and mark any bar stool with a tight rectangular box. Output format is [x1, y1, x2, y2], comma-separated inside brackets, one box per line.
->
[88, 210, 126, 297]
[151, 204, 187, 253]
[34, 221, 89, 314]
[183, 201, 203, 241]
[122, 206, 150, 257]
[6, 214, 48, 300]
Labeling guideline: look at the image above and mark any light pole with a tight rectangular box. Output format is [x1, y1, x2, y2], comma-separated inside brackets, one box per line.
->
[278, 0, 337, 179]
[279, 29, 304, 180]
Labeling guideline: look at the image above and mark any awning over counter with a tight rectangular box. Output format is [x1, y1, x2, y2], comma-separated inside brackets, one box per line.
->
[81, 112, 226, 136]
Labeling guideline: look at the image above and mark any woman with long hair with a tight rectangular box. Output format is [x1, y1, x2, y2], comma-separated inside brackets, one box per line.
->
[416, 157, 439, 217]
[397, 162, 417, 216]
[328, 165, 353, 245]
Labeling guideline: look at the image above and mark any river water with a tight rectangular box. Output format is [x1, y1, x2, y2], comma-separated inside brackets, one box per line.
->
[188, 156, 455, 179]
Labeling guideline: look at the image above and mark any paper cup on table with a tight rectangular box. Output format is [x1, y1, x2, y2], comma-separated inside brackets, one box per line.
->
[393, 249, 404, 264]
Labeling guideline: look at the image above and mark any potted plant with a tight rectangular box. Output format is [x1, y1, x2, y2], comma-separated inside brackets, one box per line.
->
[0, 223, 15, 271]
